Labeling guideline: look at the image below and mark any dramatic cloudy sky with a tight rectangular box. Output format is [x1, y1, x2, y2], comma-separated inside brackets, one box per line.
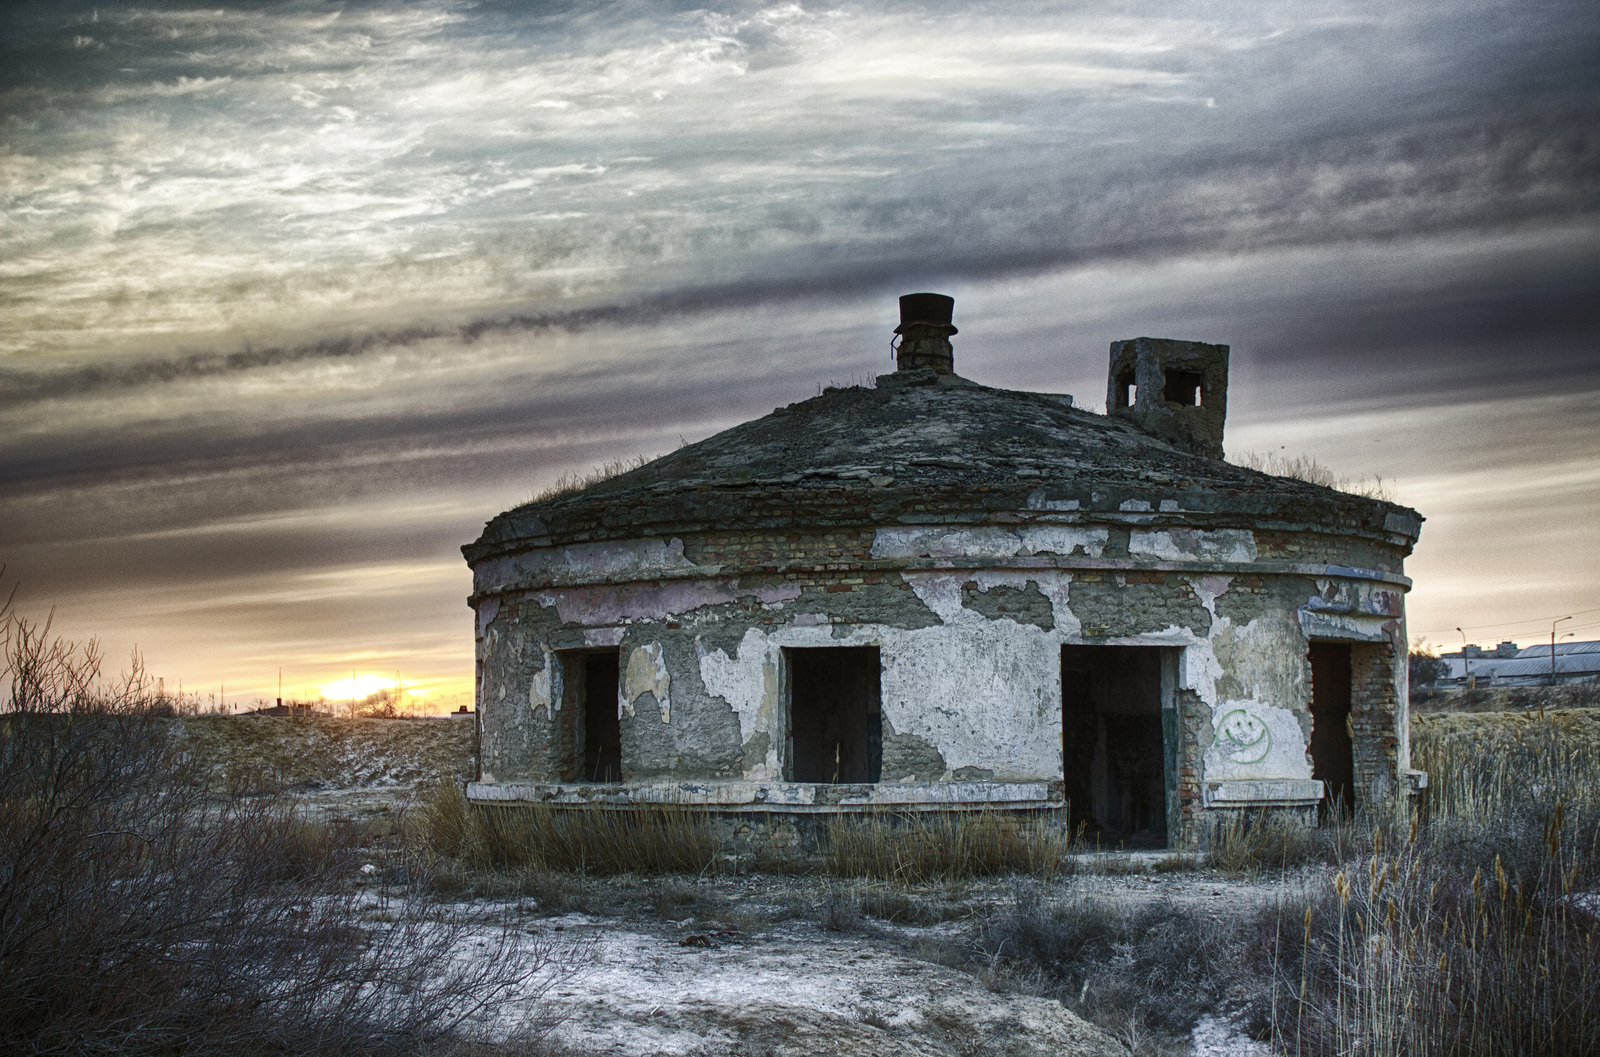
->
[2, 0, 1596, 709]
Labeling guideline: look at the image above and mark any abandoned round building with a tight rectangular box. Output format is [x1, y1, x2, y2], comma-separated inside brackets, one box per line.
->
[462, 295, 1426, 851]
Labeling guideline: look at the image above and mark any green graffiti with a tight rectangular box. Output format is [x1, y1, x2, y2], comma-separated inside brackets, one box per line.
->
[1219, 708, 1270, 763]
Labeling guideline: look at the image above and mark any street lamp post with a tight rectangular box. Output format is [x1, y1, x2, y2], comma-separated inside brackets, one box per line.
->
[1551, 616, 1572, 686]
[1456, 627, 1471, 688]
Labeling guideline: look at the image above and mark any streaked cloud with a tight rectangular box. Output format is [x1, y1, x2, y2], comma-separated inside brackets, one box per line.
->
[1, 0, 1595, 702]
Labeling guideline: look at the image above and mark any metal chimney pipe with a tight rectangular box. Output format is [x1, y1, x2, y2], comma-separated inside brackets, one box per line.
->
[893, 293, 957, 374]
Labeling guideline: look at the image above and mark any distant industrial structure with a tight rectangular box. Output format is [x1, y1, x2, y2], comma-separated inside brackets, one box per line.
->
[1440, 640, 1600, 687]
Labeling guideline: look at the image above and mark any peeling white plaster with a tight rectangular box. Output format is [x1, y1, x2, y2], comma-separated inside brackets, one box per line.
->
[1017, 526, 1108, 558]
[876, 621, 1063, 779]
[1297, 608, 1392, 642]
[694, 581, 1086, 782]
[477, 598, 500, 636]
[1174, 571, 1317, 785]
[1212, 614, 1306, 715]
[475, 625, 499, 663]
[529, 648, 554, 720]
[532, 579, 797, 626]
[1189, 575, 1233, 620]
[1025, 490, 1080, 511]
[905, 573, 974, 624]
[968, 569, 1081, 636]
[492, 535, 1384, 799]
[871, 525, 1107, 561]
[1119, 499, 1153, 512]
[870, 526, 1021, 559]
[624, 643, 672, 723]
[759, 584, 803, 606]
[1297, 579, 1403, 642]
[1130, 528, 1257, 563]
[1103, 619, 1229, 715]
[1203, 699, 1312, 781]
[697, 631, 783, 779]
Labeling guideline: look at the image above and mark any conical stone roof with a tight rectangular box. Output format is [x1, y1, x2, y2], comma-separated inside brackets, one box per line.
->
[464, 368, 1420, 563]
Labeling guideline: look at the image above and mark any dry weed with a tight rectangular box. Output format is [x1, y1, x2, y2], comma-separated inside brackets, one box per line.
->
[523, 454, 655, 505]
[1231, 449, 1393, 500]
[420, 779, 719, 875]
[0, 603, 583, 1056]
[824, 807, 1071, 881]
[1265, 708, 1600, 1054]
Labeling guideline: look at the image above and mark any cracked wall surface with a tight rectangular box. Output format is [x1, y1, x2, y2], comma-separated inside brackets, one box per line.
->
[463, 372, 1421, 845]
[469, 516, 1415, 845]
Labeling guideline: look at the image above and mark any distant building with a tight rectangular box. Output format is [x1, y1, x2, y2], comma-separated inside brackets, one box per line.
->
[244, 700, 329, 717]
[1440, 640, 1600, 687]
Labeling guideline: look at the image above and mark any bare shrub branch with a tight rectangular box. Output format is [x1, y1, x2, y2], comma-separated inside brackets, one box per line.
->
[0, 604, 586, 1055]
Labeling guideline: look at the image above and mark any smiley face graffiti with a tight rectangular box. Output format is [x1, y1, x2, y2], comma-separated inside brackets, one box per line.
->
[1219, 708, 1270, 763]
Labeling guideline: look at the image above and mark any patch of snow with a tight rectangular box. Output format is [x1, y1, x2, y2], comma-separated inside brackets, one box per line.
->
[1191, 1014, 1272, 1057]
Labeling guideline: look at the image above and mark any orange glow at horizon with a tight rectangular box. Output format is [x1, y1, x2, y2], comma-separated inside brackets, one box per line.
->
[318, 673, 428, 701]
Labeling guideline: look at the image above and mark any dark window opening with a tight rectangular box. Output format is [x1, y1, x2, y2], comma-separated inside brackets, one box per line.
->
[1308, 642, 1354, 818]
[1061, 645, 1169, 848]
[787, 646, 881, 783]
[558, 650, 622, 782]
[1163, 369, 1204, 406]
[1115, 370, 1137, 409]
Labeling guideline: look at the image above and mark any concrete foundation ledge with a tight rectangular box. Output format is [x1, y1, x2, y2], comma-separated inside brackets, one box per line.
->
[466, 778, 1063, 813]
[1203, 779, 1325, 807]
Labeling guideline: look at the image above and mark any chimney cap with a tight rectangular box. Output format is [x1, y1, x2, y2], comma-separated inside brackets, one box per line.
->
[895, 292, 957, 335]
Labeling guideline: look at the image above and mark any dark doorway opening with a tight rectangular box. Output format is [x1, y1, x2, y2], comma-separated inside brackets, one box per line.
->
[558, 650, 622, 782]
[1061, 645, 1169, 847]
[581, 652, 622, 782]
[787, 646, 881, 783]
[1308, 642, 1354, 817]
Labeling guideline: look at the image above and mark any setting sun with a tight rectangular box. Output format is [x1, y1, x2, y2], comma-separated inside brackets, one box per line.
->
[318, 673, 420, 701]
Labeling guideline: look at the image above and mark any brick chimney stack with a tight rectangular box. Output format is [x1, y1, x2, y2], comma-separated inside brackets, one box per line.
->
[894, 293, 957, 375]
[1107, 337, 1229, 459]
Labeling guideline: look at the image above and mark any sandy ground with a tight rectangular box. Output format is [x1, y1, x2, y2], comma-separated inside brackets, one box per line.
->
[513, 912, 1124, 1057]
[193, 720, 1300, 1054]
[391, 865, 1301, 1057]
[204, 708, 1590, 1055]
[187, 720, 1295, 1056]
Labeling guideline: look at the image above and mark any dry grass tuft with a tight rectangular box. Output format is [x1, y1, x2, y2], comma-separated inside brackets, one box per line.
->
[823, 807, 1071, 882]
[964, 882, 1242, 1052]
[420, 779, 719, 875]
[523, 454, 655, 505]
[1231, 449, 1394, 500]
[1269, 835, 1600, 1055]
[1207, 807, 1353, 874]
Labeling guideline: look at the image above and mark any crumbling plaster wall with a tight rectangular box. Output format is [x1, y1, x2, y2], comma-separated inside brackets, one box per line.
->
[471, 522, 1413, 837]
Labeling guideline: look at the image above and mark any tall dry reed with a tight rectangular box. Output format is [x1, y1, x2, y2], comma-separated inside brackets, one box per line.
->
[1270, 710, 1600, 1055]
